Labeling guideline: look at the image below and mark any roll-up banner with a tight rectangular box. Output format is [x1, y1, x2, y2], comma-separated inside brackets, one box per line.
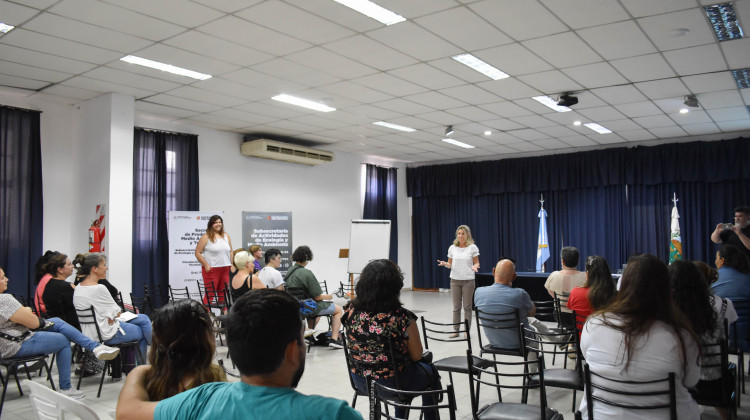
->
[242, 212, 293, 276]
[168, 211, 222, 292]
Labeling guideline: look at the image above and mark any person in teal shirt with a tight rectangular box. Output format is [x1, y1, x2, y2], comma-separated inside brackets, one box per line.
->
[115, 289, 363, 420]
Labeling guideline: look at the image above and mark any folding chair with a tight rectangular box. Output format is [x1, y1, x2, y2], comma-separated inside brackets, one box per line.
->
[0, 353, 55, 416]
[25, 379, 100, 420]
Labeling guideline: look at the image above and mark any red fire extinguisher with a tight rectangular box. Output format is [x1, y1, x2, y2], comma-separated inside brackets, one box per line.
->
[89, 222, 101, 252]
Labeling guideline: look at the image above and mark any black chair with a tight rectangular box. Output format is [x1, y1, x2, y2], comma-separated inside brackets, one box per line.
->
[524, 324, 584, 411]
[553, 292, 575, 332]
[727, 297, 748, 404]
[318, 280, 329, 294]
[144, 284, 166, 310]
[75, 306, 143, 397]
[128, 293, 152, 317]
[582, 362, 677, 420]
[339, 281, 356, 300]
[168, 285, 194, 301]
[474, 307, 527, 359]
[285, 285, 332, 332]
[420, 317, 492, 387]
[466, 349, 562, 420]
[692, 318, 738, 418]
[532, 299, 556, 323]
[369, 379, 458, 420]
[0, 353, 55, 416]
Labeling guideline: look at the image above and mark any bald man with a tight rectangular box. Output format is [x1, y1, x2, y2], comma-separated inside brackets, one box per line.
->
[473, 259, 536, 350]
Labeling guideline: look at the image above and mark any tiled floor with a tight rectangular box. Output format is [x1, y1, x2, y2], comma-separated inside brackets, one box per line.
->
[2, 290, 747, 419]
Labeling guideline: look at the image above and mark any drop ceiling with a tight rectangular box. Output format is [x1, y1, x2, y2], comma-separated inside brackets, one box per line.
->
[1, 0, 749, 164]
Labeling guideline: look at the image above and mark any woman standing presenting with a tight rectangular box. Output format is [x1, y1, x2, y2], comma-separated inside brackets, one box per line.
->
[194, 215, 232, 303]
[437, 225, 479, 338]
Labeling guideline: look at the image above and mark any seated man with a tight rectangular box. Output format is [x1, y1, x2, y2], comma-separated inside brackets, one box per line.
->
[258, 248, 285, 290]
[474, 259, 537, 351]
[284, 245, 343, 349]
[544, 246, 586, 327]
[115, 289, 363, 420]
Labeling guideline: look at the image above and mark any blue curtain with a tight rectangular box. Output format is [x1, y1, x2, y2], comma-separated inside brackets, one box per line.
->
[132, 129, 198, 305]
[363, 164, 398, 263]
[408, 138, 750, 289]
[0, 106, 43, 299]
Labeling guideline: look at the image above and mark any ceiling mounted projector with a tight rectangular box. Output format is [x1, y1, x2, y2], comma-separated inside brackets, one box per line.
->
[557, 94, 578, 107]
[683, 95, 699, 108]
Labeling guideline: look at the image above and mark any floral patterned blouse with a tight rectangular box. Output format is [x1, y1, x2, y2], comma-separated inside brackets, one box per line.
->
[343, 304, 417, 380]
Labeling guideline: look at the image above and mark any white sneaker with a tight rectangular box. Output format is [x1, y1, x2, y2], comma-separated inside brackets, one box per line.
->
[93, 345, 120, 361]
[60, 387, 85, 399]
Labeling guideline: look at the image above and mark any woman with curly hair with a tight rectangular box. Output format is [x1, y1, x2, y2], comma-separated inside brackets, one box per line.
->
[579, 254, 700, 419]
[670, 260, 736, 420]
[343, 259, 441, 420]
[195, 215, 233, 304]
[141, 299, 226, 400]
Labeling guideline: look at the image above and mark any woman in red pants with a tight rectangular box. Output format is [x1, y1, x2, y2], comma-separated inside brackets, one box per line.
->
[194, 215, 232, 304]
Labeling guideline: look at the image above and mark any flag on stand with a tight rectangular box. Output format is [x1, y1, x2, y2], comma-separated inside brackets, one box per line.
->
[669, 193, 682, 263]
[536, 205, 550, 272]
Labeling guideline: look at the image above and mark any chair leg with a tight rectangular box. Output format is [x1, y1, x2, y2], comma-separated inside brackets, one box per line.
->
[572, 389, 577, 412]
[97, 360, 108, 398]
[13, 364, 25, 395]
[352, 392, 357, 408]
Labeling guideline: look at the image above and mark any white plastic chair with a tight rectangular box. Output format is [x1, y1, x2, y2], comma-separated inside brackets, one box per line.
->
[24, 379, 100, 420]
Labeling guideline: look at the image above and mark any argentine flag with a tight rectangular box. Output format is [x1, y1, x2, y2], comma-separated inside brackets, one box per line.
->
[536, 208, 550, 272]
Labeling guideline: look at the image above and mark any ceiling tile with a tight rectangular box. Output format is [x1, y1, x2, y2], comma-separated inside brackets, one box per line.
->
[24, 13, 152, 53]
[353, 73, 428, 97]
[236, 1, 353, 45]
[415, 110, 471, 126]
[192, 0, 262, 13]
[163, 31, 273, 68]
[234, 101, 305, 120]
[0, 74, 49, 90]
[595, 119, 643, 131]
[537, 125, 579, 137]
[637, 9, 716, 51]
[577, 106, 627, 121]
[319, 81, 393, 103]
[715, 120, 750, 132]
[168, 86, 247, 107]
[693, 90, 745, 109]
[633, 114, 678, 128]
[197, 77, 273, 102]
[49, 0, 185, 41]
[0, 44, 96, 75]
[287, 47, 377, 79]
[532, 138, 571, 149]
[681, 73, 739, 94]
[2, 29, 121, 64]
[507, 141, 545, 152]
[469, 0, 567, 41]
[402, 91, 467, 109]
[517, 70, 582, 96]
[0, 61, 71, 83]
[479, 101, 535, 118]
[681, 122, 721, 135]
[285, 0, 381, 32]
[621, 0, 697, 18]
[324, 35, 418, 71]
[200, 15, 312, 56]
[562, 62, 629, 89]
[133, 43, 240, 76]
[222, 68, 307, 95]
[577, 20, 656, 60]
[523, 31, 603, 68]
[618, 129, 657, 141]
[445, 105, 499, 121]
[721, 37, 750, 70]
[648, 126, 688, 138]
[663, 44, 728, 76]
[477, 78, 540, 100]
[609, 53, 677, 82]
[635, 78, 689, 100]
[591, 85, 649, 104]
[136, 101, 199, 119]
[388, 63, 466, 90]
[61, 76, 154, 98]
[510, 115, 557, 128]
[0, 1, 48, 25]
[414, 6, 513, 51]
[539, 0, 630, 29]
[510, 128, 549, 141]
[83, 66, 181, 91]
[102, 0, 223, 27]
[42, 84, 101, 101]
[372, 98, 434, 115]
[476, 43, 553, 76]
[440, 84, 501, 104]
[367, 21, 462, 61]
[706, 107, 750, 122]
[559, 135, 598, 147]
[252, 58, 340, 88]
[670, 109, 713, 124]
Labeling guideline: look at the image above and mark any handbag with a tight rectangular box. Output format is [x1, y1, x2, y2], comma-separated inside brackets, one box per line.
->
[300, 299, 318, 318]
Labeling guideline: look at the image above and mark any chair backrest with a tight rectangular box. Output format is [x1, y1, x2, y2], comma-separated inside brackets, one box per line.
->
[25, 379, 100, 420]
[168, 285, 193, 301]
[554, 292, 575, 330]
[532, 299, 556, 323]
[697, 318, 735, 408]
[474, 306, 525, 356]
[285, 285, 311, 301]
[339, 281, 356, 299]
[129, 293, 151, 316]
[114, 291, 126, 311]
[523, 324, 582, 372]
[144, 284, 166, 309]
[728, 297, 750, 351]
[318, 280, 328, 294]
[583, 362, 677, 420]
[420, 317, 473, 352]
[369, 380, 457, 420]
[75, 306, 105, 342]
[196, 281, 229, 309]
[342, 333, 405, 396]
[466, 349, 549, 419]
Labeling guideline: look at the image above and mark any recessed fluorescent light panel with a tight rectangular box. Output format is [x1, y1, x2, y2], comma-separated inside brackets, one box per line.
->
[333, 0, 405, 26]
[583, 122, 612, 134]
[0, 23, 14, 33]
[452, 54, 509, 80]
[732, 68, 750, 89]
[272, 94, 336, 112]
[120, 55, 211, 80]
[704, 3, 744, 41]
[442, 138, 475, 149]
[372, 121, 416, 132]
[532, 96, 572, 112]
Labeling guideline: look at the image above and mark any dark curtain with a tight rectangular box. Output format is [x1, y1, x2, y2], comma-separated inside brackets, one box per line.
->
[0, 106, 43, 299]
[408, 138, 750, 289]
[363, 164, 398, 263]
[132, 128, 198, 305]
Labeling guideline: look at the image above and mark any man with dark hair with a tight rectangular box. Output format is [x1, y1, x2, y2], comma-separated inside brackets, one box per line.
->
[711, 206, 750, 259]
[284, 245, 343, 348]
[115, 290, 362, 420]
[544, 246, 586, 300]
[258, 248, 284, 290]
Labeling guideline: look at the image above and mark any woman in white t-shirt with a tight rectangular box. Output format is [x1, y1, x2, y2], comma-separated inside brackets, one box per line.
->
[194, 215, 232, 305]
[437, 225, 479, 338]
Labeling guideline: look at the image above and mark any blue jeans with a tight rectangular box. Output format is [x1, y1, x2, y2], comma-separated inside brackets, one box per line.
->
[105, 314, 151, 364]
[352, 361, 442, 420]
[13, 317, 100, 390]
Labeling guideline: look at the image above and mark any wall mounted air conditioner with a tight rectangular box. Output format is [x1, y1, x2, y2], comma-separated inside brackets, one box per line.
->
[240, 139, 335, 166]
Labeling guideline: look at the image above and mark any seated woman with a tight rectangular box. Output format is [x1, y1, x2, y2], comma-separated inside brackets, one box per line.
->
[567, 255, 617, 325]
[230, 251, 264, 301]
[670, 260, 737, 420]
[33, 251, 80, 330]
[579, 254, 700, 420]
[712, 244, 750, 350]
[0, 266, 119, 399]
[342, 259, 441, 420]
[72, 253, 152, 363]
[138, 299, 226, 400]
